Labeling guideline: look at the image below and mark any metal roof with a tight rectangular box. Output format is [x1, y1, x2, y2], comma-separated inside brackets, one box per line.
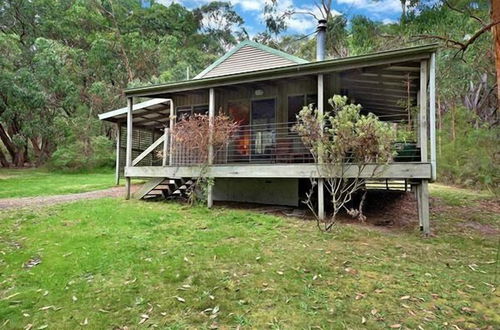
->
[125, 44, 438, 98]
[194, 40, 308, 79]
[98, 98, 171, 129]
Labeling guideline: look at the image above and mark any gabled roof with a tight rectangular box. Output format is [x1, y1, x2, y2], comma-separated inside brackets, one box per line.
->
[194, 40, 308, 79]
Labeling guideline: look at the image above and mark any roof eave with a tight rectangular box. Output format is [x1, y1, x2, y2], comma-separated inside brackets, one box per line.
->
[125, 44, 438, 98]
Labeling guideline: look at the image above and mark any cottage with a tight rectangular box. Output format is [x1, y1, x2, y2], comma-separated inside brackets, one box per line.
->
[99, 21, 437, 234]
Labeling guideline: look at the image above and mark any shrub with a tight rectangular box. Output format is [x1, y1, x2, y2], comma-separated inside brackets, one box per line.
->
[294, 95, 396, 230]
[438, 106, 499, 193]
[50, 135, 114, 171]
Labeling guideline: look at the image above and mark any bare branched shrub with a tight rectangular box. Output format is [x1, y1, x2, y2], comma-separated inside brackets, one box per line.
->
[293, 95, 396, 231]
[170, 113, 238, 204]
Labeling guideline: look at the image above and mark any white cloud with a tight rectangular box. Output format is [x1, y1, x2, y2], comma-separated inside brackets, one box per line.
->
[336, 0, 402, 13]
[156, 0, 344, 34]
[382, 18, 397, 25]
[233, 0, 263, 11]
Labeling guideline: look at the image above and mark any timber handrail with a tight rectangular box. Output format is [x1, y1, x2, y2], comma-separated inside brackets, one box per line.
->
[132, 134, 166, 166]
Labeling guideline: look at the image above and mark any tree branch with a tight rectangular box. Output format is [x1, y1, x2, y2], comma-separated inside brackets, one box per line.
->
[443, 0, 485, 26]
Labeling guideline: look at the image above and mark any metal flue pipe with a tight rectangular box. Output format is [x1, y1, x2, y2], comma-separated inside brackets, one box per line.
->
[316, 19, 327, 61]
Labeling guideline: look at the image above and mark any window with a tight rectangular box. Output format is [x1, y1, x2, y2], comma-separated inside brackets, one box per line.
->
[176, 105, 209, 121]
[287, 94, 317, 124]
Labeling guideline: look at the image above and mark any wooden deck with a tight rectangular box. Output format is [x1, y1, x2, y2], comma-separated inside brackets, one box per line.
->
[125, 162, 432, 179]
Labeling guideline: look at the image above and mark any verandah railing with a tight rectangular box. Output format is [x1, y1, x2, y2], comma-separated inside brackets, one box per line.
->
[168, 121, 421, 166]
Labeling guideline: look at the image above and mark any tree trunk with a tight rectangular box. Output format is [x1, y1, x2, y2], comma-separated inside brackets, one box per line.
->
[492, 0, 500, 105]
[0, 123, 17, 162]
[0, 148, 10, 167]
[0, 123, 26, 167]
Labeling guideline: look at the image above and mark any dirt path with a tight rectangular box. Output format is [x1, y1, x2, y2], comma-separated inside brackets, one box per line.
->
[0, 185, 140, 210]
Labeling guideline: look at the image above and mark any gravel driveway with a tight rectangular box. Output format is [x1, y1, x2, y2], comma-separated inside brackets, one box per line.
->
[0, 185, 139, 210]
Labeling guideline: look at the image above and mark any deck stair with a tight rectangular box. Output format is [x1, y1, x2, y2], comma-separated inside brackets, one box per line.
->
[133, 177, 196, 200]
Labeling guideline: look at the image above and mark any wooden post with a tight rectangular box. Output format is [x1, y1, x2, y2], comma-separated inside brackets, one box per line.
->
[418, 180, 430, 236]
[429, 52, 437, 181]
[125, 97, 133, 200]
[415, 184, 422, 229]
[317, 74, 325, 220]
[419, 60, 428, 163]
[169, 100, 175, 165]
[207, 88, 215, 208]
[418, 61, 430, 235]
[115, 122, 121, 186]
[162, 127, 169, 166]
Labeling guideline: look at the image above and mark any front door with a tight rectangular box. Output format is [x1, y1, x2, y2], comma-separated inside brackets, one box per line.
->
[251, 99, 276, 162]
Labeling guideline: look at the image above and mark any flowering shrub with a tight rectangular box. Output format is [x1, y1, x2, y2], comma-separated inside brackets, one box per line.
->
[171, 113, 238, 163]
[293, 95, 396, 230]
[170, 113, 238, 205]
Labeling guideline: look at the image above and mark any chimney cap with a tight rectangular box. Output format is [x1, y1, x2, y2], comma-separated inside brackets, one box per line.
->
[318, 19, 327, 27]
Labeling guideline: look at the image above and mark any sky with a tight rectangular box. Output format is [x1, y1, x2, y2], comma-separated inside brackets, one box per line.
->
[156, 0, 403, 35]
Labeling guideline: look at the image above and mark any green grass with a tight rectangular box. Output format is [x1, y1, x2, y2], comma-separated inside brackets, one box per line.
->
[0, 185, 498, 329]
[0, 168, 118, 198]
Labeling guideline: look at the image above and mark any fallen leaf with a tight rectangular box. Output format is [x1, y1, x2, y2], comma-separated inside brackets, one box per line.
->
[371, 309, 378, 315]
[390, 324, 401, 328]
[72, 296, 78, 302]
[355, 293, 365, 300]
[175, 296, 185, 303]
[39, 306, 55, 311]
[80, 318, 88, 326]
[361, 316, 366, 324]
[139, 314, 149, 324]
[461, 307, 475, 313]
[400, 295, 410, 300]
[2, 293, 20, 300]
[24, 324, 32, 330]
[344, 267, 358, 275]
[277, 271, 283, 275]
[37, 326, 48, 330]
[24, 258, 42, 269]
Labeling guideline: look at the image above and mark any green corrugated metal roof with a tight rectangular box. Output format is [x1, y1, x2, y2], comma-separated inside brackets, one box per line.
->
[126, 44, 438, 97]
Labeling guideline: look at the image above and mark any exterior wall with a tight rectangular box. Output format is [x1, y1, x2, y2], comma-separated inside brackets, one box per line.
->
[213, 178, 299, 206]
[201, 45, 301, 79]
[170, 75, 336, 124]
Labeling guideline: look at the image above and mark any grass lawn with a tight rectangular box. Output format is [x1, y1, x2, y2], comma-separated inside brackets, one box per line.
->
[0, 168, 119, 198]
[0, 186, 498, 329]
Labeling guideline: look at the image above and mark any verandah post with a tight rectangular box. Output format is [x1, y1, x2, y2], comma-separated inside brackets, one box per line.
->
[125, 97, 133, 200]
[162, 127, 169, 166]
[429, 52, 437, 181]
[115, 122, 121, 186]
[169, 100, 175, 165]
[207, 88, 215, 208]
[317, 74, 325, 220]
[418, 60, 430, 235]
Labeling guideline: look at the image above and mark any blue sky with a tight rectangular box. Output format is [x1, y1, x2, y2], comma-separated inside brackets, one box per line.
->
[158, 0, 403, 35]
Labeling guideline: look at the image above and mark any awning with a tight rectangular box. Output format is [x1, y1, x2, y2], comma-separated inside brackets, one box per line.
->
[98, 98, 171, 129]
